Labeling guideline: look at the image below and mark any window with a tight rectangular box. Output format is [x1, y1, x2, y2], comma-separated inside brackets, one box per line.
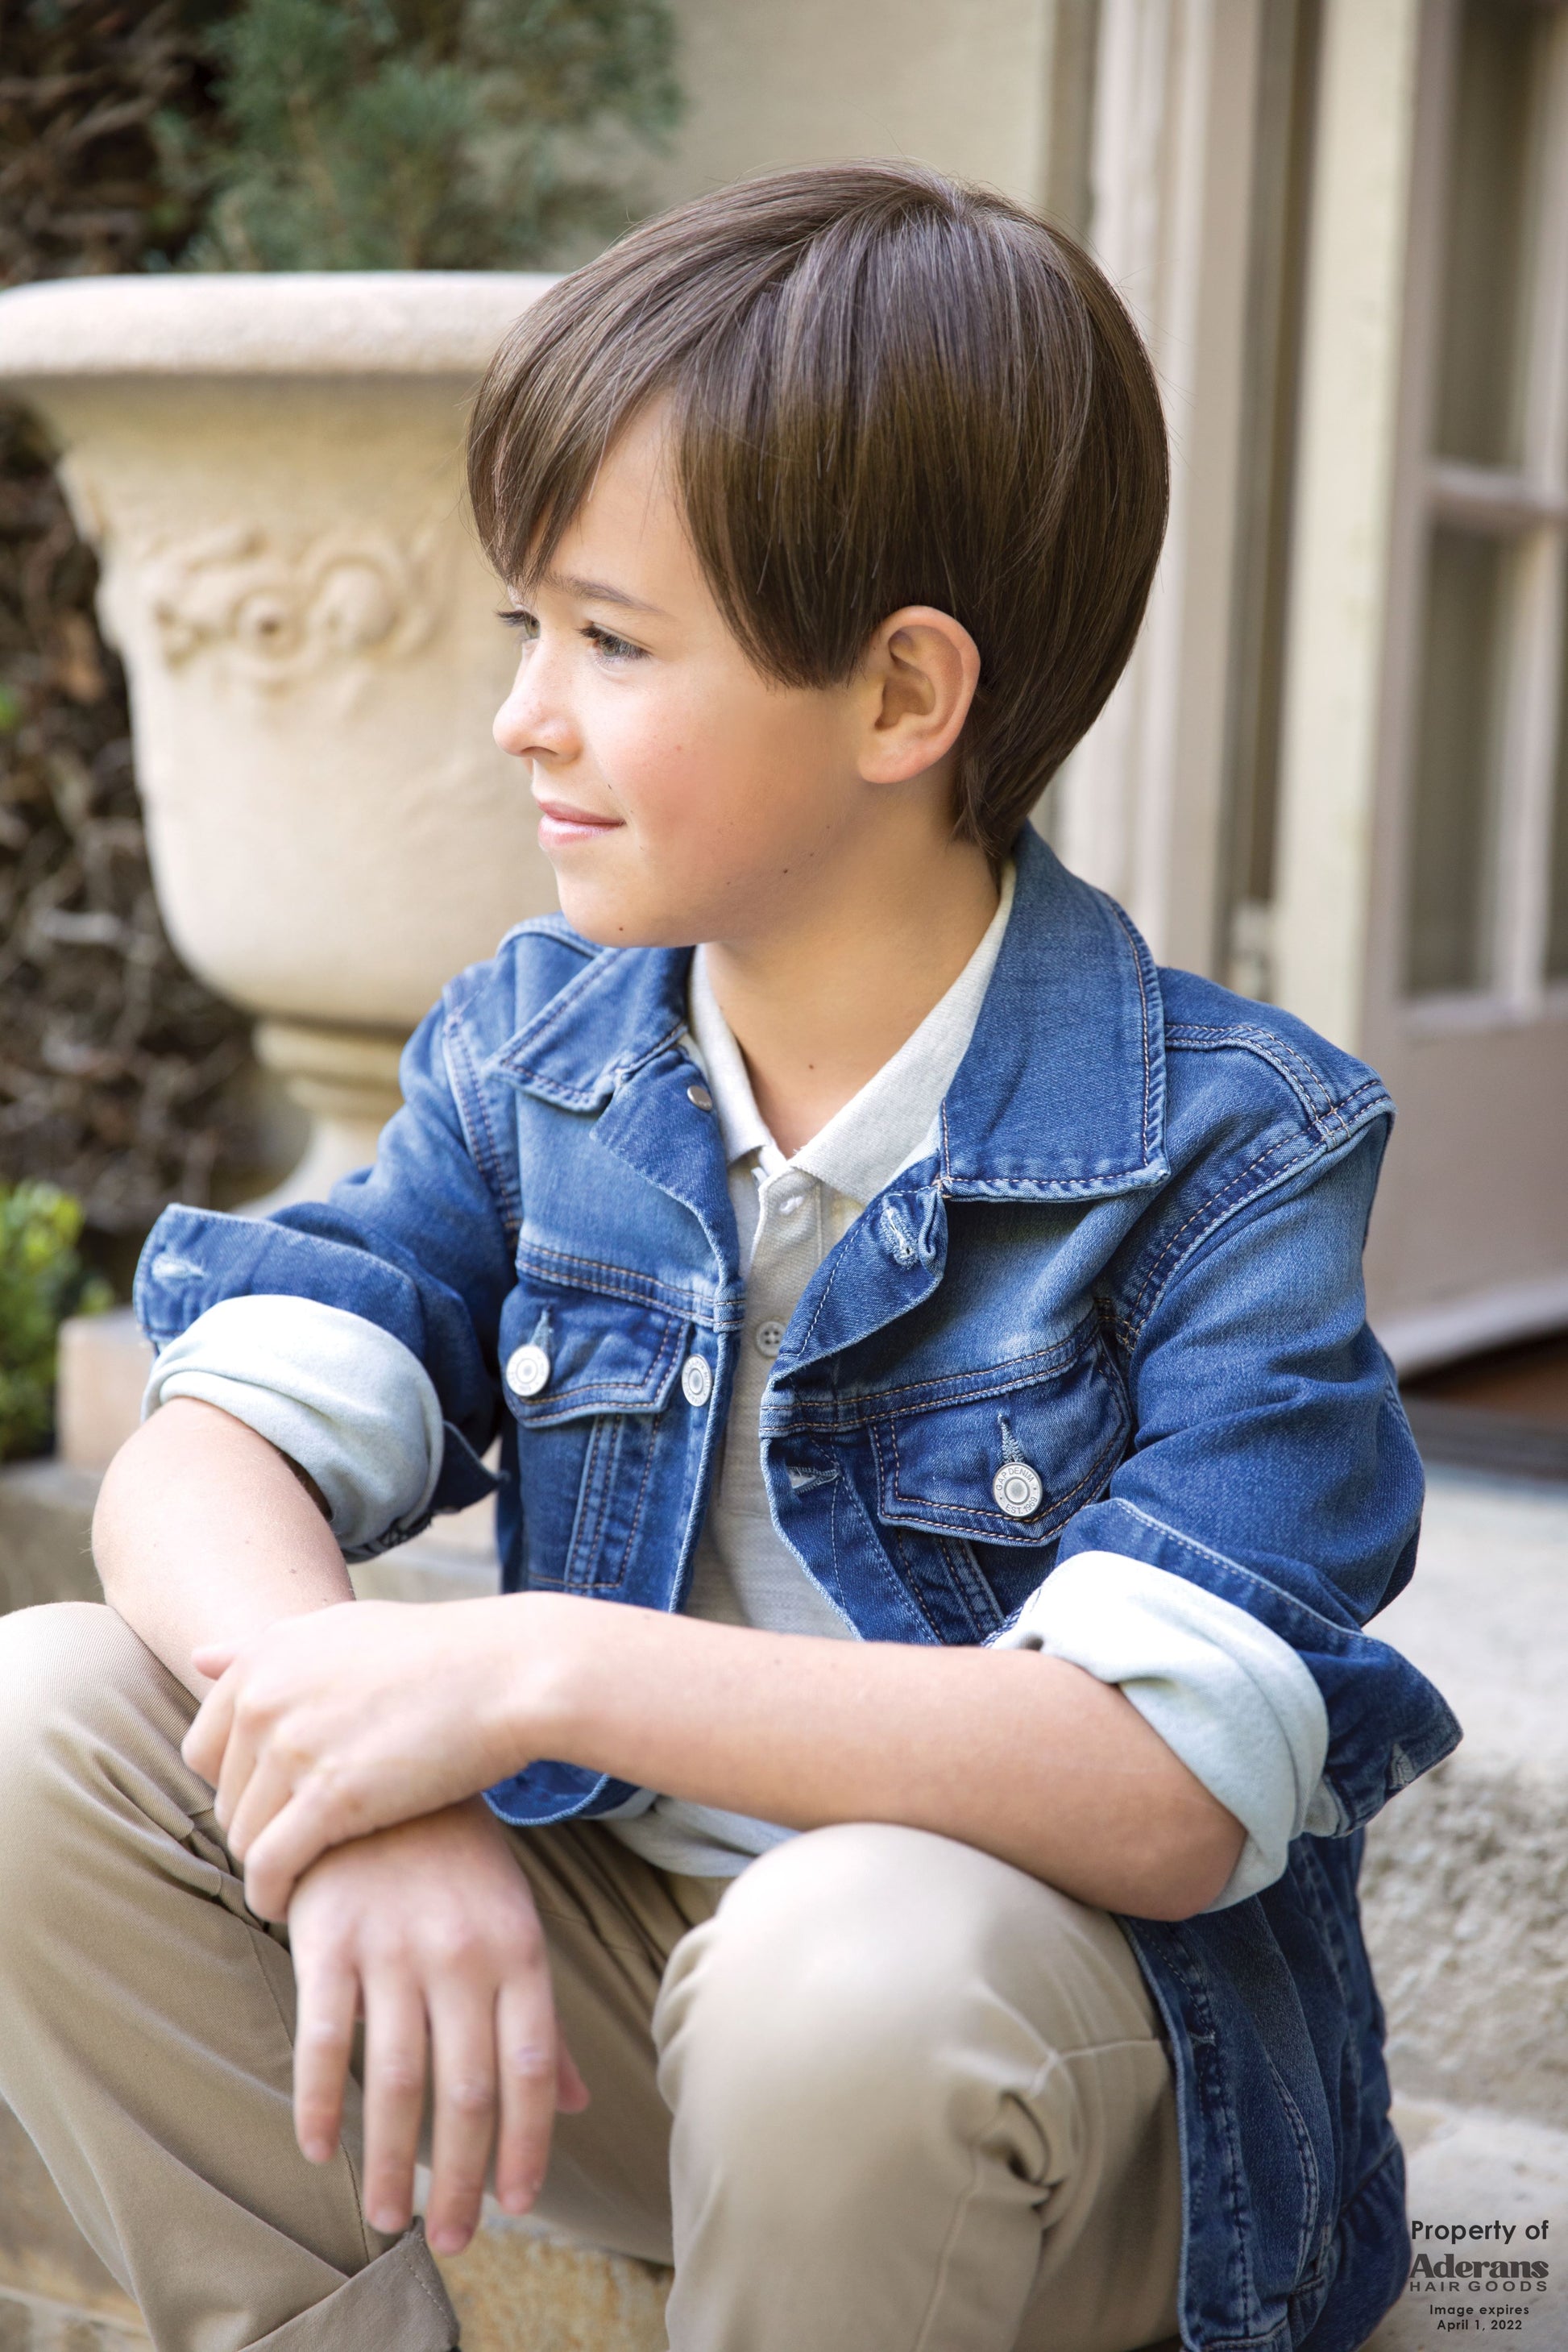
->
[1403, 0, 1568, 1010]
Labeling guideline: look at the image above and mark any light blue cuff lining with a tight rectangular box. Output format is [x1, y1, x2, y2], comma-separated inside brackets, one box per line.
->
[992, 1550, 1332, 1908]
[143, 1295, 443, 1558]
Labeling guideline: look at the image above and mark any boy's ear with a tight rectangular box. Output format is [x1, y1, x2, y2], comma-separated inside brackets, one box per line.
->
[855, 605, 981, 786]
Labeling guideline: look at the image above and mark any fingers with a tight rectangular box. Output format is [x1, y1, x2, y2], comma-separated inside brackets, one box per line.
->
[425, 1983, 500, 2256]
[556, 2036, 592, 2116]
[292, 1948, 360, 2167]
[180, 1665, 239, 1787]
[235, 1784, 349, 1923]
[492, 1978, 566, 2217]
[360, 1974, 429, 2238]
[239, 1757, 384, 1920]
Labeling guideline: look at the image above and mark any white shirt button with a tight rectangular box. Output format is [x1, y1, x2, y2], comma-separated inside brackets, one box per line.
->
[681, 1354, 713, 1407]
[505, 1342, 551, 1399]
[992, 1461, 1044, 1519]
[754, 1317, 786, 1359]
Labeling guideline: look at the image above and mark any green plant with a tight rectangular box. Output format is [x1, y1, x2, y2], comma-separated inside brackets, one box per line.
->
[0, 1180, 113, 1462]
[164, 0, 682, 271]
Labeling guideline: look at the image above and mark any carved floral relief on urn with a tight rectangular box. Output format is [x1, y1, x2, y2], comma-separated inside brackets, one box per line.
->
[0, 272, 560, 1205]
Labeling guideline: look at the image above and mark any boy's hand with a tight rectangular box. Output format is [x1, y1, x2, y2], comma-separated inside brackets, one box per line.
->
[286, 1798, 588, 2258]
[182, 1595, 539, 1919]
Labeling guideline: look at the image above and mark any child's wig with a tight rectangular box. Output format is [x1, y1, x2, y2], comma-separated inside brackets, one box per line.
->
[467, 162, 1168, 864]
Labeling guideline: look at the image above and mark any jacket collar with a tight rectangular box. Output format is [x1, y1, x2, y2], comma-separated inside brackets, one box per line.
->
[486, 828, 1168, 1201]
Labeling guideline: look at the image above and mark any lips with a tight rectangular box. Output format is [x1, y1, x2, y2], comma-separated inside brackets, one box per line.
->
[533, 795, 621, 848]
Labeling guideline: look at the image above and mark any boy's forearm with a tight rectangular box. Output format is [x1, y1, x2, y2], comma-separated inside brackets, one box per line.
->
[94, 1397, 352, 1699]
[515, 1595, 1245, 1920]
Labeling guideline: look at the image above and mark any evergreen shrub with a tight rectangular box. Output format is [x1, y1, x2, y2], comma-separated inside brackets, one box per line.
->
[0, 1181, 112, 1462]
[166, 0, 682, 271]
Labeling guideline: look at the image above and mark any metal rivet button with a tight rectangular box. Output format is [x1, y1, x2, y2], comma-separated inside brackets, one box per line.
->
[505, 1342, 551, 1399]
[681, 1354, 713, 1407]
[754, 1317, 786, 1359]
[993, 1461, 1044, 1519]
[687, 1082, 714, 1110]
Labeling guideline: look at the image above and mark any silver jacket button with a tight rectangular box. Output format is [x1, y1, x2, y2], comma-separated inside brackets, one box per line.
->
[687, 1082, 714, 1110]
[993, 1460, 1044, 1519]
[505, 1342, 551, 1399]
[681, 1354, 713, 1407]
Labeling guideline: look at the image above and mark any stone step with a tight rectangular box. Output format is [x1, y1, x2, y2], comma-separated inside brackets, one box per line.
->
[1358, 1469, 1568, 2135]
[435, 2212, 667, 2350]
[1364, 2101, 1568, 2349]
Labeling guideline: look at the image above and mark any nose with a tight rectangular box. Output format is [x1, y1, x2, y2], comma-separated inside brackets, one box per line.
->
[493, 642, 575, 764]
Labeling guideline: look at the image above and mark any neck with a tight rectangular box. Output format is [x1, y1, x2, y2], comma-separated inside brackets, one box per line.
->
[703, 822, 1000, 1158]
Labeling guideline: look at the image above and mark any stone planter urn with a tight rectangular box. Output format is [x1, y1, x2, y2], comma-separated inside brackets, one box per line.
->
[0, 272, 558, 1205]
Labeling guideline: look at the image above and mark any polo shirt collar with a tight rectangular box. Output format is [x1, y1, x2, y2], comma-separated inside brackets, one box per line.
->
[686, 865, 1016, 1205]
[487, 828, 1168, 1201]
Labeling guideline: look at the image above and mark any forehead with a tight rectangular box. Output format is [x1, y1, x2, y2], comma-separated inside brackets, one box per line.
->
[541, 404, 687, 580]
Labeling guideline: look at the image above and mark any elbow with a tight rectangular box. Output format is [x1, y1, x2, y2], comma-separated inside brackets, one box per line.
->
[1119, 1793, 1247, 1921]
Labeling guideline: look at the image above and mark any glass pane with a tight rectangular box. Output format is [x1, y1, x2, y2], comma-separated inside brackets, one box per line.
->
[1548, 576, 1568, 979]
[1434, 0, 1541, 469]
[1405, 528, 1510, 994]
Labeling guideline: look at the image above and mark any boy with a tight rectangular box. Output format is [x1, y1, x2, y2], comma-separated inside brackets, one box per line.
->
[0, 164, 1457, 2352]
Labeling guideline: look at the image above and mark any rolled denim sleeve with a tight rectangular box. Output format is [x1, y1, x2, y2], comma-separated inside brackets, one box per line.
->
[145, 1295, 443, 1558]
[1058, 1123, 1460, 1840]
[134, 993, 514, 1538]
[993, 1552, 1330, 1906]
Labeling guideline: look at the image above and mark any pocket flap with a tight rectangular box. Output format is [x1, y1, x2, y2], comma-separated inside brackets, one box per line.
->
[499, 1274, 687, 1425]
[867, 1325, 1129, 1545]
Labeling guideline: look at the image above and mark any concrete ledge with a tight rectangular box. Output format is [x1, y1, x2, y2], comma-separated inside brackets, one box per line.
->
[1363, 1759, 1568, 2128]
[0, 1462, 102, 1616]
[1359, 1470, 1568, 2133]
[1365, 2101, 1568, 2349]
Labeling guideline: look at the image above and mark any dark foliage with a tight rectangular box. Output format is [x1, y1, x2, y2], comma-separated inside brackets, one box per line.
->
[168, 0, 682, 271]
[0, 0, 258, 1244]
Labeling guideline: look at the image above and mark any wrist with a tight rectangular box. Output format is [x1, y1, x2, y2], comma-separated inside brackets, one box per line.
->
[497, 1591, 596, 1775]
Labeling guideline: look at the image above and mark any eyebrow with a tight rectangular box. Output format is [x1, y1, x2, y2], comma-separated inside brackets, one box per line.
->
[538, 569, 669, 619]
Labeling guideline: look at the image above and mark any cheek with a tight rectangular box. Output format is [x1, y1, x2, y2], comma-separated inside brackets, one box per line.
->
[592, 677, 781, 841]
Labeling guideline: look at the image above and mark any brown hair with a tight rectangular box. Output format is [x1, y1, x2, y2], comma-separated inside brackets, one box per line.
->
[468, 162, 1168, 864]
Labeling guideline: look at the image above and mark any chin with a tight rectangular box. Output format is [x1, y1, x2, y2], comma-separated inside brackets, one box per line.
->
[554, 881, 700, 952]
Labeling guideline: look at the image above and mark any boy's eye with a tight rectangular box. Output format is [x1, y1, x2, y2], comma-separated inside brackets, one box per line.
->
[582, 621, 645, 663]
[497, 606, 539, 641]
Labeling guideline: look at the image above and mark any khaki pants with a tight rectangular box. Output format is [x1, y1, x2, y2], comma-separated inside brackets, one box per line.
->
[0, 1604, 1182, 2352]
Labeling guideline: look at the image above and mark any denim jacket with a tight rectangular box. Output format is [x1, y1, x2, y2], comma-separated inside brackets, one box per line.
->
[137, 828, 1459, 2352]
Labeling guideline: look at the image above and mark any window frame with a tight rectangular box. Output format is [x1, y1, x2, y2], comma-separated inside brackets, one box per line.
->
[1388, 0, 1568, 1033]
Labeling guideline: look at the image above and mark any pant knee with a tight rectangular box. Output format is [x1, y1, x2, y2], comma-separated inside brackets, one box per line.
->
[0, 1603, 197, 1916]
[656, 1825, 1047, 2154]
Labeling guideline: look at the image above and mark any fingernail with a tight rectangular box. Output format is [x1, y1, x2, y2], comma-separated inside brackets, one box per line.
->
[430, 2225, 471, 2255]
[302, 2137, 334, 2163]
[369, 2205, 404, 2234]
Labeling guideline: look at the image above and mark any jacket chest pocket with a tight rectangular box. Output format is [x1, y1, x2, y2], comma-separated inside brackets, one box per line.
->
[864, 1317, 1130, 1614]
[499, 1276, 687, 1592]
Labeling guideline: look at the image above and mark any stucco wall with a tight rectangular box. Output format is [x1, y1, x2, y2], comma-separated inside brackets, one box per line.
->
[647, 0, 1058, 212]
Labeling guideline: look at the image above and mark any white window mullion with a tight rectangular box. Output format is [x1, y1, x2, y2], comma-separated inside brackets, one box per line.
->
[1492, 528, 1562, 1010]
[1493, 10, 1568, 1010]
